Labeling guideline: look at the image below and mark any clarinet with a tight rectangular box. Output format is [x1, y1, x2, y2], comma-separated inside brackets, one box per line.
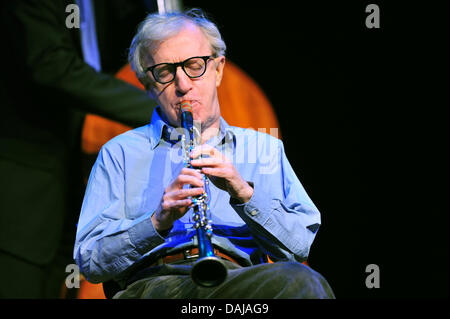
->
[180, 101, 227, 287]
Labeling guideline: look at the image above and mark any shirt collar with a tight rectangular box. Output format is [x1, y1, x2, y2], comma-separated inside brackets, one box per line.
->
[208, 117, 236, 149]
[147, 107, 236, 150]
[147, 107, 167, 149]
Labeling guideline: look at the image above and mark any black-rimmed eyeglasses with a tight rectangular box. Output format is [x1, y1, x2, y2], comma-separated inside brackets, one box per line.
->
[144, 56, 212, 84]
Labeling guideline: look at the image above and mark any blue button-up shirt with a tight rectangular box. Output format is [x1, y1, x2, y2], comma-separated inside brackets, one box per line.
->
[74, 108, 321, 284]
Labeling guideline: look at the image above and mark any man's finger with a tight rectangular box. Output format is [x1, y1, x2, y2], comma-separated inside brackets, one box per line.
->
[180, 167, 204, 180]
[191, 157, 223, 167]
[169, 199, 192, 209]
[201, 167, 227, 177]
[171, 174, 204, 189]
[190, 144, 226, 161]
[171, 187, 204, 200]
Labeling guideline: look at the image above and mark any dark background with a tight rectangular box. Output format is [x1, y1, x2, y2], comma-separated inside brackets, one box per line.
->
[0, 0, 446, 302]
[180, 0, 448, 298]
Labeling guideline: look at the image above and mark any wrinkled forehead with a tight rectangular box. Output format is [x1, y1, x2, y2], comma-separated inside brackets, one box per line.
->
[143, 22, 211, 66]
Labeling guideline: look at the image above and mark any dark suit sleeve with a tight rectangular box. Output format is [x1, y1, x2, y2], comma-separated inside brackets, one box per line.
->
[7, 0, 156, 127]
[0, 0, 155, 266]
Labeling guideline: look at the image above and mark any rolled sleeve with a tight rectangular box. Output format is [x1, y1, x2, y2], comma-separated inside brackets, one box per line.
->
[230, 182, 272, 225]
[74, 145, 166, 283]
[128, 214, 166, 255]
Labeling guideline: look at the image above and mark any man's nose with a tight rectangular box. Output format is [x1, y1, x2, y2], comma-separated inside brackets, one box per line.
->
[174, 66, 193, 95]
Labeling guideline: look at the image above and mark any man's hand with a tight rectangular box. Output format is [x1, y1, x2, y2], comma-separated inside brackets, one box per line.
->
[190, 144, 254, 203]
[152, 168, 205, 232]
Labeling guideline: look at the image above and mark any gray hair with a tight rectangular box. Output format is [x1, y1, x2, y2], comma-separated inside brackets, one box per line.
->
[128, 8, 227, 90]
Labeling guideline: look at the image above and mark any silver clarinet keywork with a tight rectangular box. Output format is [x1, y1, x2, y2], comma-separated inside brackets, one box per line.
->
[180, 100, 227, 287]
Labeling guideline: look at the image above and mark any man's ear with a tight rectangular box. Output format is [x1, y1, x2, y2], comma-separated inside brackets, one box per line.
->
[215, 56, 226, 87]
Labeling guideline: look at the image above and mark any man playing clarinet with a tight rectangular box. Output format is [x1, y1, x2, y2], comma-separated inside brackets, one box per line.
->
[74, 8, 334, 299]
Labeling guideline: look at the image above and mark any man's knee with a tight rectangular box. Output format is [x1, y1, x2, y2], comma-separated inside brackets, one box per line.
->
[268, 261, 335, 298]
[268, 261, 310, 282]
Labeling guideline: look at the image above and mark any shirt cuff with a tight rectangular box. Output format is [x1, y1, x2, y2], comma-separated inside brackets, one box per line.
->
[230, 182, 272, 225]
[128, 213, 166, 255]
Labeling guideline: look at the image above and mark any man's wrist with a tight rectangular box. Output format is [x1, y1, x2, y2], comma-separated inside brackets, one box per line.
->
[232, 181, 254, 203]
[151, 211, 173, 234]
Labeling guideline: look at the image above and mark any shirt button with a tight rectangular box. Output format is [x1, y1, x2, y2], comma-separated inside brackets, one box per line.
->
[250, 210, 258, 216]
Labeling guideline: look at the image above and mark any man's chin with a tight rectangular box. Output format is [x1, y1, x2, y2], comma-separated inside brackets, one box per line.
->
[197, 115, 221, 134]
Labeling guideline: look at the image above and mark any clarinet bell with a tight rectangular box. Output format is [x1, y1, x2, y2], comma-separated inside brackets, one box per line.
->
[191, 256, 227, 287]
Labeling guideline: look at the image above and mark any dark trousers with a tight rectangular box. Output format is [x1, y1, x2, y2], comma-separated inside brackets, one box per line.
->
[114, 260, 335, 299]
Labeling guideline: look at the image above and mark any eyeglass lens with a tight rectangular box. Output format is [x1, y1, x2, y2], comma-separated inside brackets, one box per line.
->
[154, 57, 207, 83]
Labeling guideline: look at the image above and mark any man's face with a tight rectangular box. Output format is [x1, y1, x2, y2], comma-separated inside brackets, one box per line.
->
[145, 23, 225, 130]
